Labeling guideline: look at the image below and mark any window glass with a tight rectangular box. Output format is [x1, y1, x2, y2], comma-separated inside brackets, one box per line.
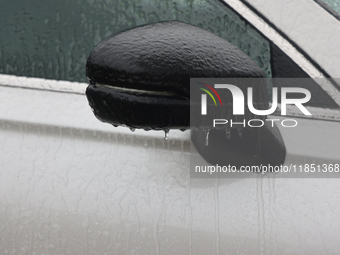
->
[320, 0, 340, 15]
[1, 0, 337, 109]
[0, 0, 271, 83]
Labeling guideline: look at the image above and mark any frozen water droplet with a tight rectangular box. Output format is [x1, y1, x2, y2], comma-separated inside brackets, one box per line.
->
[225, 128, 231, 139]
[204, 129, 210, 146]
[130, 128, 135, 132]
[164, 129, 169, 141]
[238, 128, 243, 137]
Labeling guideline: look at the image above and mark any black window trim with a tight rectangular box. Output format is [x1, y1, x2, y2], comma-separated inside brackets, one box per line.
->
[313, 0, 340, 22]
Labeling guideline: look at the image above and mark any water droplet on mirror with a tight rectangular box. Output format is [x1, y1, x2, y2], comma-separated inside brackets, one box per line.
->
[130, 128, 135, 132]
[204, 129, 210, 146]
[225, 128, 231, 139]
[164, 129, 169, 141]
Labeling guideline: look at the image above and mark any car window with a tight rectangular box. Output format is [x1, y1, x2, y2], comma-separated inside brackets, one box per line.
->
[322, 0, 340, 12]
[0, 0, 271, 81]
[315, 0, 340, 19]
[1, 0, 339, 113]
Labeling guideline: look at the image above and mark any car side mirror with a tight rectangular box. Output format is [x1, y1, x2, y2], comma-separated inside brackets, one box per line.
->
[85, 21, 286, 168]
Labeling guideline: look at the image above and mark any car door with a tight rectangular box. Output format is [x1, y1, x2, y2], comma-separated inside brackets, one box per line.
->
[0, 0, 339, 254]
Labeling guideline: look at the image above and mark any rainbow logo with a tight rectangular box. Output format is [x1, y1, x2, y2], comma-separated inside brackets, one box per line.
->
[197, 82, 222, 106]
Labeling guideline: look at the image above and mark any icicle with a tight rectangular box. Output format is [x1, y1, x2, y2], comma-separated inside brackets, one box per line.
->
[164, 129, 169, 141]
[204, 129, 210, 146]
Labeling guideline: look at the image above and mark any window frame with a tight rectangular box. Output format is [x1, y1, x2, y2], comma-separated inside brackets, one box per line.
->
[223, 0, 340, 122]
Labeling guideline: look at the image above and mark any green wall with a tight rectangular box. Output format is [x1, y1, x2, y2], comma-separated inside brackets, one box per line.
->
[0, 0, 271, 83]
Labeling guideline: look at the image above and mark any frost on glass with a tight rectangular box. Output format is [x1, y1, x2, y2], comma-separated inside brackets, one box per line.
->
[0, 0, 271, 83]
[321, 0, 340, 14]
